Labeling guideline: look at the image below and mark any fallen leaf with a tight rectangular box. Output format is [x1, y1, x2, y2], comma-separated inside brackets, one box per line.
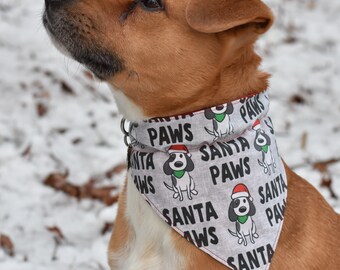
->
[72, 138, 83, 145]
[320, 176, 338, 199]
[21, 144, 32, 157]
[36, 102, 48, 117]
[46, 226, 65, 240]
[300, 132, 308, 150]
[60, 81, 75, 95]
[284, 36, 298, 44]
[44, 172, 119, 206]
[101, 223, 113, 235]
[0, 234, 15, 257]
[290, 94, 305, 104]
[313, 158, 340, 173]
[106, 163, 127, 179]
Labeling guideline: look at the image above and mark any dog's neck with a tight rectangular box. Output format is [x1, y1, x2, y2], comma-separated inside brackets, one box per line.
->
[128, 91, 270, 152]
[113, 48, 269, 121]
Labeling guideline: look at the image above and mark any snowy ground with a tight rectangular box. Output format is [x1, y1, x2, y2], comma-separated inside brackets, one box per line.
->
[0, 0, 339, 269]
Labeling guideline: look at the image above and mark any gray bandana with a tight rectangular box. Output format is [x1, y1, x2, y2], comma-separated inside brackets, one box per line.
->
[124, 91, 287, 270]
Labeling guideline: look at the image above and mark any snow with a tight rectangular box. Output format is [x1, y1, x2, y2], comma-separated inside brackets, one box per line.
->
[0, 0, 339, 269]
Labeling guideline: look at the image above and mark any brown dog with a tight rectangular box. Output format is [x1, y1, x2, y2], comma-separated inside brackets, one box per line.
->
[43, 0, 340, 269]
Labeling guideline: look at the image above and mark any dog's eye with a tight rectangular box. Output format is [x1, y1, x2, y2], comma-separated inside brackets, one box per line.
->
[138, 0, 164, 11]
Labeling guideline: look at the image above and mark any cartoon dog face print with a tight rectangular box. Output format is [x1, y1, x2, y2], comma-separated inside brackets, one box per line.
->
[253, 119, 276, 175]
[163, 145, 198, 201]
[163, 152, 194, 173]
[254, 129, 271, 151]
[228, 184, 259, 246]
[204, 103, 234, 139]
[229, 197, 256, 218]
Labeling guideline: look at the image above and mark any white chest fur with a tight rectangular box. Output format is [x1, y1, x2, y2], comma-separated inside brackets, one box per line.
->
[113, 172, 184, 270]
[110, 89, 184, 270]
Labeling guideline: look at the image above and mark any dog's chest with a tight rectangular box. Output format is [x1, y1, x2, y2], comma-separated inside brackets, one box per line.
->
[175, 173, 190, 184]
[239, 218, 252, 231]
[117, 173, 184, 270]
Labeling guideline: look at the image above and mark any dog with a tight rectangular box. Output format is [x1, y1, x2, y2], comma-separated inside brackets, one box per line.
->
[228, 184, 259, 246]
[204, 103, 234, 139]
[253, 119, 276, 175]
[163, 145, 198, 201]
[43, 0, 340, 269]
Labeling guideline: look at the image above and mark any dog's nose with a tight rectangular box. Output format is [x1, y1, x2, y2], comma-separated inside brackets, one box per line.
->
[258, 138, 264, 143]
[239, 207, 247, 213]
[216, 105, 224, 110]
[45, 0, 72, 10]
[174, 161, 183, 168]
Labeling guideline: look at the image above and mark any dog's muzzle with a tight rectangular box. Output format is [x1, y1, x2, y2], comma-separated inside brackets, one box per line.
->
[45, 0, 71, 10]
[42, 0, 125, 80]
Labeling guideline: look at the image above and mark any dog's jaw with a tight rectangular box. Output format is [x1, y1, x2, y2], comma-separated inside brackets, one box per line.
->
[112, 88, 146, 122]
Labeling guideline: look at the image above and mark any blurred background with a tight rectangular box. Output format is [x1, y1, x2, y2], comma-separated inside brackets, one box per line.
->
[0, 0, 339, 269]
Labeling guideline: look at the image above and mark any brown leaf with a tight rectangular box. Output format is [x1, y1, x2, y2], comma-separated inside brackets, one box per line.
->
[284, 36, 298, 44]
[21, 144, 32, 158]
[313, 158, 340, 173]
[101, 222, 113, 235]
[106, 163, 127, 179]
[54, 128, 68, 134]
[300, 132, 308, 150]
[290, 94, 305, 104]
[36, 103, 48, 117]
[60, 81, 75, 95]
[0, 234, 15, 257]
[46, 226, 65, 241]
[72, 138, 83, 145]
[44, 172, 68, 188]
[43, 172, 119, 206]
[320, 176, 338, 199]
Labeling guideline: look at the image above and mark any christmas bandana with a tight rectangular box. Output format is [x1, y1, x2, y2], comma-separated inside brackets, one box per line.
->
[126, 91, 287, 270]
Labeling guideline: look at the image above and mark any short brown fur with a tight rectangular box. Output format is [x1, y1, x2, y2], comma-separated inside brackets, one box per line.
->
[43, 0, 340, 269]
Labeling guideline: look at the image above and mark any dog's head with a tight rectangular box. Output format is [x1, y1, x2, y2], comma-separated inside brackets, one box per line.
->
[254, 129, 271, 151]
[204, 103, 234, 119]
[163, 152, 194, 175]
[228, 196, 256, 222]
[43, 0, 273, 117]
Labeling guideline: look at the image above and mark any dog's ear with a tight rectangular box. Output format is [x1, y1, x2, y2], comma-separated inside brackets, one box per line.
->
[254, 132, 262, 151]
[186, 0, 273, 35]
[185, 155, 195, 172]
[248, 198, 256, 216]
[226, 103, 234, 115]
[163, 159, 173, 175]
[228, 201, 238, 222]
[264, 133, 271, 145]
[204, 109, 215, 119]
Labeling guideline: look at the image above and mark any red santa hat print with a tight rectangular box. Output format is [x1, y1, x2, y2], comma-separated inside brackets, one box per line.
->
[252, 119, 261, 131]
[231, 184, 253, 201]
[168, 145, 191, 157]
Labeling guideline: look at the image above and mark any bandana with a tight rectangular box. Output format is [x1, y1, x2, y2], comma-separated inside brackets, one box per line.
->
[124, 91, 287, 270]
